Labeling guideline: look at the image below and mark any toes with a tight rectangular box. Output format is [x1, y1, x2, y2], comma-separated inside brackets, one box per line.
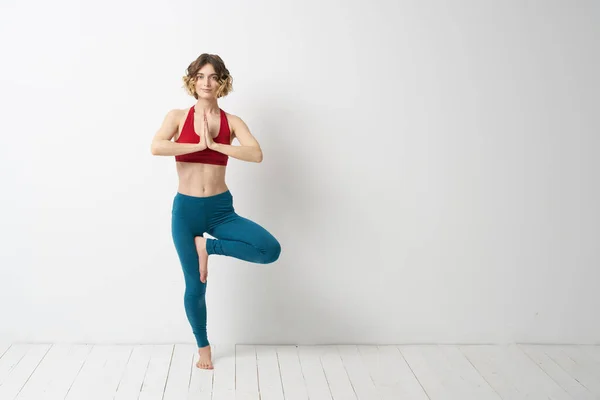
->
[196, 360, 213, 369]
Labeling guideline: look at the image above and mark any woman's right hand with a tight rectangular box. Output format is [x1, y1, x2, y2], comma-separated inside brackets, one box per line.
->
[196, 119, 207, 151]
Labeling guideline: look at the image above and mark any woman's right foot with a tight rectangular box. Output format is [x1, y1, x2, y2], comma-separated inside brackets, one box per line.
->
[194, 236, 209, 283]
[197, 345, 213, 369]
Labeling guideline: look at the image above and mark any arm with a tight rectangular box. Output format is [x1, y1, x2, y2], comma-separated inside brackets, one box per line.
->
[150, 109, 205, 156]
[210, 114, 263, 163]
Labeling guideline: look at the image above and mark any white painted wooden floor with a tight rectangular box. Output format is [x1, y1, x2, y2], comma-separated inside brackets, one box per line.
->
[0, 343, 598, 400]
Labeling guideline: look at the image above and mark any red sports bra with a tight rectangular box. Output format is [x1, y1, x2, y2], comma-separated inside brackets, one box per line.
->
[174, 106, 230, 165]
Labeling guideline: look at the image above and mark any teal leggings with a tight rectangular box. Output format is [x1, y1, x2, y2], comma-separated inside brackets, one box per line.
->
[171, 190, 281, 348]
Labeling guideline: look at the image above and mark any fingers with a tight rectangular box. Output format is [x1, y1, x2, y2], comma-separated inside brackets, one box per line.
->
[204, 113, 210, 142]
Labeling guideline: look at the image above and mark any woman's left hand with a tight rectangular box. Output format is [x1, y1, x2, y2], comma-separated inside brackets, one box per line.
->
[204, 111, 216, 149]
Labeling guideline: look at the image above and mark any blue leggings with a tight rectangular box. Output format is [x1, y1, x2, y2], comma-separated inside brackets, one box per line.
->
[171, 190, 281, 348]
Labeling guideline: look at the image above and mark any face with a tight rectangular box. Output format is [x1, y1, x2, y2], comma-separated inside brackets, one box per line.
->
[194, 64, 220, 98]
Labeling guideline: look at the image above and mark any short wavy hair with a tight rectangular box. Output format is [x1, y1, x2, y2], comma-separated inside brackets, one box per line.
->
[182, 54, 233, 99]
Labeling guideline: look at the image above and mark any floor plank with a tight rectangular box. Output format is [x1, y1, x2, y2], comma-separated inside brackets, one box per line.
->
[360, 345, 429, 399]
[64, 344, 132, 400]
[277, 345, 309, 400]
[460, 344, 573, 400]
[137, 344, 173, 400]
[540, 344, 600, 397]
[400, 344, 501, 400]
[320, 345, 357, 400]
[519, 344, 596, 400]
[114, 345, 155, 400]
[298, 346, 333, 400]
[212, 343, 236, 400]
[337, 345, 380, 400]
[235, 345, 260, 400]
[0, 344, 51, 400]
[163, 344, 195, 400]
[256, 345, 284, 400]
[15, 344, 91, 400]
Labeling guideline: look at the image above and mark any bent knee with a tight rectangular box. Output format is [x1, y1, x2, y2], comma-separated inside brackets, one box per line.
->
[260, 239, 281, 264]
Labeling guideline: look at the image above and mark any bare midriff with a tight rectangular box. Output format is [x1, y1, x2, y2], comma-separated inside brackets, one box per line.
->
[175, 162, 229, 197]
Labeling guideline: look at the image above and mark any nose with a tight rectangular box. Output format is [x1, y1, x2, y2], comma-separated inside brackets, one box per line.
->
[197, 77, 208, 87]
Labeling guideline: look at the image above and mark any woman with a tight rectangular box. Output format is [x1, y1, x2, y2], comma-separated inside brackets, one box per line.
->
[150, 54, 281, 369]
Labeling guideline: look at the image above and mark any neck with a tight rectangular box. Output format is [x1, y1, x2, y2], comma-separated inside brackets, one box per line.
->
[195, 98, 219, 115]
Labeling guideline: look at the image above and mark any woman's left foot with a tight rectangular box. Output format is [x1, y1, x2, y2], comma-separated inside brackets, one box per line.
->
[194, 236, 209, 283]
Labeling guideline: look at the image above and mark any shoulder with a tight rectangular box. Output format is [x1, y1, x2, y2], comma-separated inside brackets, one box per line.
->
[223, 110, 240, 123]
[163, 108, 189, 141]
[223, 111, 247, 130]
[166, 107, 192, 127]
[162, 108, 187, 123]
[223, 111, 243, 136]
[169, 107, 190, 118]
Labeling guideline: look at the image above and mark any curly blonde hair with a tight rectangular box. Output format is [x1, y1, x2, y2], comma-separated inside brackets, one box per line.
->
[182, 54, 233, 99]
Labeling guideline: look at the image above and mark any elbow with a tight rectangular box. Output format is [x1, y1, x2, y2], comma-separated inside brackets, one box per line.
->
[255, 147, 263, 163]
[150, 141, 160, 156]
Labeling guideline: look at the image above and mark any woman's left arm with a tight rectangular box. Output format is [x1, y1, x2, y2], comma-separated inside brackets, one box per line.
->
[209, 115, 263, 163]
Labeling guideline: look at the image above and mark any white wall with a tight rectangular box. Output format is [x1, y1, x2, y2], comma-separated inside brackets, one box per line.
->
[1, 0, 598, 346]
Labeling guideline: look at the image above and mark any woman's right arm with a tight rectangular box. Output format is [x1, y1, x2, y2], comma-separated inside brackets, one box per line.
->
[150, 109, 205, 156]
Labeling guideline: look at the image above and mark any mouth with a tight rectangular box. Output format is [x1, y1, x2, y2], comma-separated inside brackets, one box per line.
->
[202, 89, 212, 93]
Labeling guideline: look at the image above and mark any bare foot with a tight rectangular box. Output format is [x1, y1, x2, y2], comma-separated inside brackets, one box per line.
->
[194, 236, 209, 283]
[197, 345, 213, 369]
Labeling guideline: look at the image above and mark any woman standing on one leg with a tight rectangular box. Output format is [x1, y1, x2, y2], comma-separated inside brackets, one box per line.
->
[150, 54, 281, 370]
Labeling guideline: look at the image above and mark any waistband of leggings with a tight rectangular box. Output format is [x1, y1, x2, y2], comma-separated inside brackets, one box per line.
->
[174, 189, 232, 202]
